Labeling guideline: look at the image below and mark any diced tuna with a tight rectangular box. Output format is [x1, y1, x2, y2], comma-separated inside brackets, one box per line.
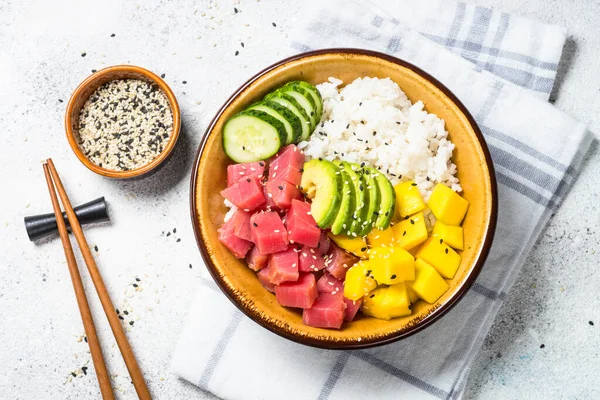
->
[271, 144, 305, 171]
[220, 175, 265, 211]
[263, 185, 278, 211]
[218, 218, 252, 258]
[317, 231, 331, 255]
[227, 162, 266, 187]
[325, 243, 359, 280]
[286, 200, 321, 247]
[269, 165, 302, 187]
[316, 273, 344, 294]
[245, 246, 270, 271]
[250, 211, 289, 254]
[302, 293, 347, 329]
[257, 267, 276, 293]
[230, 209, 252, 242]
[344, 297, 362, 322]
[267, 246, 299, 285]
[266, 180, 301, 210]
[298, 245, 326, 272]
[275, 273, 318, 308]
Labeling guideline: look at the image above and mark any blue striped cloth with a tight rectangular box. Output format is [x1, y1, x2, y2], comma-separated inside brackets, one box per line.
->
[171, 1, 593, 399]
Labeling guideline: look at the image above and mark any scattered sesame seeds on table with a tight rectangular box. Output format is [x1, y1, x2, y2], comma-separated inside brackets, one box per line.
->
[77, 79, 173, 171]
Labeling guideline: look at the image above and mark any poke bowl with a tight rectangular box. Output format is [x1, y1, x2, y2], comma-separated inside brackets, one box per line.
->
[190, 49, 497, 349]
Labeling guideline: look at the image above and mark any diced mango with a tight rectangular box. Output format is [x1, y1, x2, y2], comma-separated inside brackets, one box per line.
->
[432, 221, 464, 250]
[368, 246, 415, 284]
[427, 184, 469, 226]
[391, 212, 428, 250]
[329, 233, 367, 258]
[416, 238, 461, 279]
[406, 259, 449, 304]
[366, 227, 394, 248]
[362, 282, 411, 320]
[343, 260, 378, 300]
[406, 286, 419, 304]
[394, 181, 426, 218]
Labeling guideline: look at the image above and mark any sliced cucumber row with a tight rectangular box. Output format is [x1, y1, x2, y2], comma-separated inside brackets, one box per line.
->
[223, 81, 323, 163]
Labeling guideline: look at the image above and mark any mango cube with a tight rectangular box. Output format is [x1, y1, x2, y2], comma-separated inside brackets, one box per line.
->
[362, 282, 411, 320]
[427, 184, 469, 226]
[343, 260, 378, 300]
[406, 259, 449, 304]
[432, 221, 464, 250]
[366, 227, 394, 248]
[329, 233, 368, 258]
[394, 181, 426, 218]
[391, 212, 428, 250]
[416, 238, 461, 279]
[368, 246, 415, 284]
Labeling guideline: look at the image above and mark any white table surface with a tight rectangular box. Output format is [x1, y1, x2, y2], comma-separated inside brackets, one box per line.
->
[1, 0, 598, 399]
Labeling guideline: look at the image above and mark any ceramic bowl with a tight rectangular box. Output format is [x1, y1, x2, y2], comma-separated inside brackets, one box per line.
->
[190, 49, 497, 349]
[65, 65, 181, 179]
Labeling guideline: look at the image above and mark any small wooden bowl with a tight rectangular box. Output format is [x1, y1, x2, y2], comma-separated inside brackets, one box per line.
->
[65, 65, 181, 179]
[191, 49, 497, 349]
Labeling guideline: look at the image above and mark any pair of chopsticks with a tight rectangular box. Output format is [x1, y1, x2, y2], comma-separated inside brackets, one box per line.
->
[43, 159, 151, 400]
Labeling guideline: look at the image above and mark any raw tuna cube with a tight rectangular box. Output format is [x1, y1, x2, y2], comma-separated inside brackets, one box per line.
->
[227, 162, 266, 186]
[275, 273, 318, 308]
[317, 231, 331, 255]
[286, 200, 321, 247]
[316, 273, 343, 294]
[218, 218, 252, 258]
[289, 199, 314, 225]
[303, 293, 347, 329]
[271, 144, 305, 171]
[267, 246, 299, 285]
[246, 246, 270, 271]
[269, 165, 302, 187]
[257, 268, 275, 293]
[263, 185, 278, 211]
[325, 243, 359, 280]
[344, 297, 362, 322]
[220, 175, 265, 211]
[250, 211, 289, 254]
[266, 180, 301, 210]
[230, 209, 252, 242]
[298, 246, 326, 272]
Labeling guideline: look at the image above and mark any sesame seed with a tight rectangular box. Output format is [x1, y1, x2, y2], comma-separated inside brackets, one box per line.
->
[445, 248, 449, 254]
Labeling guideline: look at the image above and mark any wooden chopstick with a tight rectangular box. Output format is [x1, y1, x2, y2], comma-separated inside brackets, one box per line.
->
[46, 159, 151, 400]
[43, 163, 115, 400]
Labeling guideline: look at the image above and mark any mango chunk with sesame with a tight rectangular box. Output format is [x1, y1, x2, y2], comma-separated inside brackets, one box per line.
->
[366, 227, 394, 248]
[394, 181, 426, 218]
[406, 259, 449, 304]
[362, 282, 411, 320]
[343, 260, 378, 300]
[427, 184, 469, 226]
[432, 221, 464, 250]
[415, 238, 461, 279]
[328, 233, 367, 258]
[367, 246, 415, 284]
[391, 212, 428, 250]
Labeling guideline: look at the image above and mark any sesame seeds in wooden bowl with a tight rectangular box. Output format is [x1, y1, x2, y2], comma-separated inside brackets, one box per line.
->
[65, 65, 181, 179]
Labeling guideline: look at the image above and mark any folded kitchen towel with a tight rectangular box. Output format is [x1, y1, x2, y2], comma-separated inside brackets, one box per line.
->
[172, 1, 593, 399]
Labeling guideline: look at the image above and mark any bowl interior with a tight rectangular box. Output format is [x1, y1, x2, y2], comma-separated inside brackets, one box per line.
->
[65, 65, 181, 179]
[192, 50, 496, 348]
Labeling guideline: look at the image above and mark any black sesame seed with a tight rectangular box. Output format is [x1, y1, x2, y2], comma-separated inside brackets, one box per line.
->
[445, 248, 449, 254]
[359, 102, 362, 106]
[84, 336, 88, 343]
[259, 162, 265, 167]
[299, 168, 304, 173]
[133, 283, 138, 288]
[118, 315, 124, 320]
[359, 185, 363, 191]
[81, 52, 86, 57]
[94, 245, 98, 252]
[135, 278, 140, 282]
[247, 178, 251, 182]
[91, 69, 97, 73]
[71, 372, 77, 377]
[360, 247, 367, 252]
[58, 99, 63, 103]
[391, 274, 397, 279]
[385, 212, 389, 216]
[182, 80, 187, 84]
[124, 310, 129, 315]
[111, 33, 116, 37]
[373, 131, 377, 136]
[82, 366, 88, 375]
[278, 185, 283, 190]
[129, 321, 134, 326]
[346, 124, 350, 129]
[360, 162, 365, 167]
[272, 22, 277, 27]
[161, 73, 166, 78]
[540, 344, 545, 349]
[173, 228, 177, 233]
[370, 294, 375, 298]
[253, 222, 258, 227]
[403, 231, 406, 236]
[176, 238, 181, 242]
[318, 157, 323, 161]
[412, 183, 417, 186]
[241, 42, 244, 47]
[166, 232, 171, 237]
[116, 309, 120, 314]
[234, 7, 238, 13]
[410, 219, 415, 225]
[590, 321, 595, 326]
[440, 239, 443, 244]
[235, 51, 239, 56]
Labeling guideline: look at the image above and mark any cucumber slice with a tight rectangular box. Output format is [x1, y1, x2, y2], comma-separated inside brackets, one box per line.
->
[279, 87, 318, 129]
[370, 168, 396, 229]
[300, 159, 342, 228]
[248, 101, 298, 145]
[358, 167, 381, 236]
[339, 162, 368, 237]
[330, 168, 356, 235]
[222, 110, 286, 163]
[287, 81, 323, 122]
[265, 93, 311, 142]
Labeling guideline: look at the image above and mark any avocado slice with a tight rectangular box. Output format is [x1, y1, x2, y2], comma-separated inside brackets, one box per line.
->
[358, 167, 381, 236]
[370, 167, 396, 229]
[300, 159, 342, 228]
[330, 168, 356, 235]
[338, 162, 368, 237]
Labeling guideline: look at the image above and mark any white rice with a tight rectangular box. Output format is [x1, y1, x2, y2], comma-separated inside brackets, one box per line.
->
[299, 76, 461, 200]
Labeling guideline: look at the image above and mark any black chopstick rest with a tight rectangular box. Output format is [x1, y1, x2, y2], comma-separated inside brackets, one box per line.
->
[25, 197, 109, 242]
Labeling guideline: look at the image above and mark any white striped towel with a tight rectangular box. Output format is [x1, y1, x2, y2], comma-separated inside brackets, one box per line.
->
[171, 1, 593, 399]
